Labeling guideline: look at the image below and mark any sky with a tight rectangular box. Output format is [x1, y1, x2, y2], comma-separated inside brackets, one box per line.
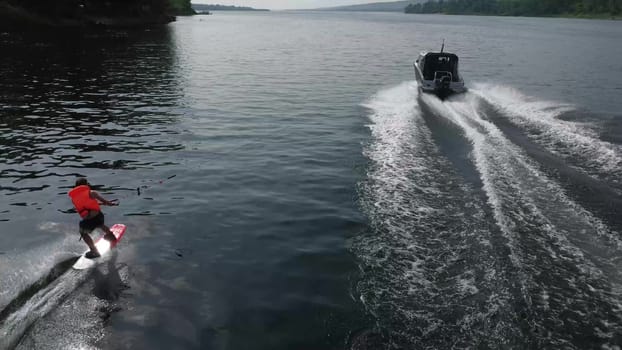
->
[192, 0, 400, 10]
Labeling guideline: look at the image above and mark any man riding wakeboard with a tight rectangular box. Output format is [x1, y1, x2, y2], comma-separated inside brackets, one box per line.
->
[68, 177, 119, 259]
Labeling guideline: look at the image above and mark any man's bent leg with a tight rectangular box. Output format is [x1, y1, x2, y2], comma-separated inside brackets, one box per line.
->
[81, 231, 99, 257]
[101, 224, 116, 242]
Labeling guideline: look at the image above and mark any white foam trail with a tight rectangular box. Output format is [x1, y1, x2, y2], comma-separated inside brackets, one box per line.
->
[0, 270, 91, 350]
[361, 82, 439, 276]
[359, 82, 622, 347]
[421, 92, 622, 341]
[0, 226, 115, 349]
[472, 83, 622, 186]
[361, 82, 471, 230]
[420, 93, 526, 266]
[13, 262, 129, 350]
[427, 92, 622, 260]
[0, 235, 82, 311]
[362, 81, 423, 170]
[362, 82, 443, 220]
[358, 83, 514, 346]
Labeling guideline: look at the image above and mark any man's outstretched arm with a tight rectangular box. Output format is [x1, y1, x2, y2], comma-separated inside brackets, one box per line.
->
[91, 191, 119, 206]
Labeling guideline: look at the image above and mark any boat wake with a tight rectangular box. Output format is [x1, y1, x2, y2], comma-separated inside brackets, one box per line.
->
[0, 237, 125, 350]
[356, 82, 515, 348]
[471, 83, 622, 191]
[0, 268, 91, 350]
[356, 81, 622, 349]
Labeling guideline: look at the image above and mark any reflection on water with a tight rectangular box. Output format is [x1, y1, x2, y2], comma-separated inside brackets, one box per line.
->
[0, 27, 189, 348]
[0, 28, 184, 211]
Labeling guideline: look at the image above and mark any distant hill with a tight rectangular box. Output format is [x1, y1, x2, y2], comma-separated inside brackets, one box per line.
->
[405, 0, 620, 17]
[315, 1, 424, 12]
[191, 4, 269, 12]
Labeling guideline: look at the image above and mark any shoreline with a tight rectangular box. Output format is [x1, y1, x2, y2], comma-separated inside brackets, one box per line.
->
[404, 11, 621, 21]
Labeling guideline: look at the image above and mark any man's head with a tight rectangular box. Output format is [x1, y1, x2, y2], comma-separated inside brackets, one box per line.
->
[75, 178, 89, 187]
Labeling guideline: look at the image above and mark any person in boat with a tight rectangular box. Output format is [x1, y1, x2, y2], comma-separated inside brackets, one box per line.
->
[68, 177, 119, 258]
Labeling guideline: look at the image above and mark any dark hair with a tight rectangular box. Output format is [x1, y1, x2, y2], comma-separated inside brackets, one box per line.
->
[75, 178, 89, 187]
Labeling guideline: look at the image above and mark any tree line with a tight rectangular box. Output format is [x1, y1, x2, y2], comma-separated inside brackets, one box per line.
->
[405, 0, 621, 16]
[3, 0, 193, 18]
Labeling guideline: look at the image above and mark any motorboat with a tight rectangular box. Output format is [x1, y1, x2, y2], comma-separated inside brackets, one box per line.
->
[413, 42, 466, 99]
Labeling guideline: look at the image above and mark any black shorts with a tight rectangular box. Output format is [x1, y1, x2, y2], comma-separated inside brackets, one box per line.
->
[79, 212, 104, 234]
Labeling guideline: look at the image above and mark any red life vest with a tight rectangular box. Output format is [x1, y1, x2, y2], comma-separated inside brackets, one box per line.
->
[68, 185, 100, 218]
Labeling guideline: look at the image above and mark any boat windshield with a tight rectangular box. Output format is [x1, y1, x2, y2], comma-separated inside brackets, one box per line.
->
[422, 54, 460, 81]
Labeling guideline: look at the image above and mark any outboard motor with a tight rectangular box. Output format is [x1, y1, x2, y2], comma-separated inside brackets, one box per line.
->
[434, 72, 452, 98]
[439, 75, 451, 90]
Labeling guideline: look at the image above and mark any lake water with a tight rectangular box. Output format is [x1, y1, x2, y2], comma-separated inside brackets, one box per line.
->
[1, 11, 621, 349]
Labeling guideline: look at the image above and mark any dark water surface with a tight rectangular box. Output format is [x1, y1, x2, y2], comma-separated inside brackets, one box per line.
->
[1, 12, 621, 349]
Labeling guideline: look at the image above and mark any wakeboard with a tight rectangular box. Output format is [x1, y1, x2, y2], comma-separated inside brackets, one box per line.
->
[73, 223, 126, 270]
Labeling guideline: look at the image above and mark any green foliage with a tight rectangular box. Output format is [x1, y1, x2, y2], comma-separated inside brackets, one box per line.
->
[4, 0, 172, 17]
[169, 0, 195, 15]
[405, 0, 622, 16]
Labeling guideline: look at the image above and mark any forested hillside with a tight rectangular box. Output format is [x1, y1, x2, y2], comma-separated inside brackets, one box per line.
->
[0, 0, 193, 28]
[405, 0, 621, 17]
